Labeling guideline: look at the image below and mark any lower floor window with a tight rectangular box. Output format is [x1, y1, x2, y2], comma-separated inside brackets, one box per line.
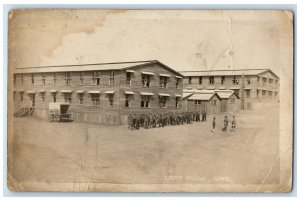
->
[79, 93, 84, 105]
[246, 90, 251, 98]
[159, 96, 167, 108]
[91, 94, 100, 106]
[230, 98, 235, 104]
[194, 100, 201, 105]
[211, 100, 217, 106]
[175, 97, 180, 108]
[40, 93, 45, 102]
[141, 95, 150, 108]
[108, 94, 114, 107]
[125, 95, 130, 107]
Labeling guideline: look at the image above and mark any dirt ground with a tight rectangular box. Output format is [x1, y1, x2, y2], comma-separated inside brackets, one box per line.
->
[10, 105, 280, 190]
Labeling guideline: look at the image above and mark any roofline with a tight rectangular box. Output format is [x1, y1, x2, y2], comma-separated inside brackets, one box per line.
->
[179, 68, 272, 73]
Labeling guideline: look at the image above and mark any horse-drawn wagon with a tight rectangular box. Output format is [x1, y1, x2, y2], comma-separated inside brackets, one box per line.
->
[48, 102, 72, 122]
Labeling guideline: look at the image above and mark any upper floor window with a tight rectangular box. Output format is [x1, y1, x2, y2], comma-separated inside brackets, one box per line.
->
[64, 93, 72, 103]
[65, 72, 71, 85]
[188, 77, 192, 84]
[108, 94, 114, 107]
[221, 76, 225, 85]
[21, 75, 24, 84]
[262, 77, 267, 85]
[109, 71, 114, 85]
[176, 78, 181, 89]
[91, 94, 100, 106]
[159, 77, 168, 88]
[247, 77, 251, 85]
[126, 72, 131, 86]
[269, 79, 273, 85]
[80, 72, 85, 85]
[78, 93, 84, 105]
[246, 90, 251, 98]
[142, 74, 151, 87]
[209, 76, 214, 84]
[141, 95, 150, 108]
[232, 76, 239, 85]
[31, 74, 35, 85]
[175, 97, 180, 108]
[40, 92, 45, 102]
[41, 74, 46, 85]
[199, 76, 202, 84]
[92, 71, 100, 85]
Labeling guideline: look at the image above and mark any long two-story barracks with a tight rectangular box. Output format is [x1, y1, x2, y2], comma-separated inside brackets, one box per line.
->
[13, 60, 184, 125]
[180, 69, 279, 110]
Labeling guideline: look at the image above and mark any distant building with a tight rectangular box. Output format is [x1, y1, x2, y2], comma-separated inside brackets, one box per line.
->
[13, 60, 184, 125]
[180, 69, 279, 110]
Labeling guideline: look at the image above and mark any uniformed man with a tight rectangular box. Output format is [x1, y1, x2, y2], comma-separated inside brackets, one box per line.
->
[223, 116, 228, 132]
[231, 115, 236, 132]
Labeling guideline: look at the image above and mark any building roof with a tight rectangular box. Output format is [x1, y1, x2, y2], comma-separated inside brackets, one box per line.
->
[180, 69, 279, 79]
[214, 90, 239, 99]
[188, 93, 218, 101]
[14, 60, 184, 77]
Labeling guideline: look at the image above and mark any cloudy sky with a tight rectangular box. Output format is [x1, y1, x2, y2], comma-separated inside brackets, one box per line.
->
[9, 10, 293, 74]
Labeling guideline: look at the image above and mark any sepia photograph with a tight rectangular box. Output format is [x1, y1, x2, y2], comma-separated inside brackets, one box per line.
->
[7, 9, 294, 192]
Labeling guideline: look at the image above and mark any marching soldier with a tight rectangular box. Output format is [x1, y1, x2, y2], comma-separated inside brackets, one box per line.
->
[223, 116, 228, 132]
[231, 115, 236, 132]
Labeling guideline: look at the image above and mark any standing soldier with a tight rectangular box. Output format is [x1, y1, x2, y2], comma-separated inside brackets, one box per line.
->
[202, 110, 206, 122]
[223, 116, 228, 132]
[128, 113, 133, 130]
[212, 117, 216, 133]
[231, 115, 236, 132]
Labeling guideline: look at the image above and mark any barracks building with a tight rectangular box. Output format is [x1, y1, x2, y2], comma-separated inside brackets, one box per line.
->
[13, 60, 184, 125]
[180, 69, 279, 110]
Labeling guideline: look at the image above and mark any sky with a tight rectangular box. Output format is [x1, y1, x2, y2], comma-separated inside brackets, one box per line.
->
[9, 10, 293, 75]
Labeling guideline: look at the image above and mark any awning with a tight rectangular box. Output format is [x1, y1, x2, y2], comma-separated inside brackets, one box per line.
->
[105, 91, 115, 94]
[18, 89, 24, 92]
[124, 91, 135, 95]
[140, 92, 154, 96]
[38, 90, 45, 93]
[175, 94, 182, 97]
[88, 91, 101, 94]
[76, 90, 85, 93]
[126, 70, 135, 73]
[50, 90, 58, 93]
[244, 87, 251, 90]
[230, 86, 240, 90]
[219, 87, 226, 90]
[159, 73, 171, 77]
[176, 76, 183, 79]
[141, 71, 155, 76]
[158, 93, 170, 97]
[26, 90, 35, 94]
[60, 90, 73, 93]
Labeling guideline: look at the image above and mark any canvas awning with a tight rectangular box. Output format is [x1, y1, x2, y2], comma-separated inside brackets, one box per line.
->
[26, 90, 35, 94]
[244, 87, 251, 90]
[159, 73, 171, 77]
[126, 70, 135, 73]
[140, 92, 154, 96]
[158, 93, 170, 97]
[175, 76, 183, 79]
[88, 90, 101, 94]
[230, 86, 240, 90]
[76, 90, 85, 93]
[38, 90, 45, 93]
[105, 91, 115, 94]
[124, 91, 135, 95]
[141, 71, 155, 75]
[175, 94, 182, 97]
[50, 90, 58, 93]
[60, 90, 73, 93]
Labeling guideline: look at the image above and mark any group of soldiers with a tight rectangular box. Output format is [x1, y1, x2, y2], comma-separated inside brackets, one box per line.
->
[128, 111, 207, 130]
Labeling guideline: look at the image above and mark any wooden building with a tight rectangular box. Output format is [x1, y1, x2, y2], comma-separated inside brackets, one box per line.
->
[182, 90, 221, 114]
[13, 60, 184, 125]
[214, 90, 240, 113]
[180, 69, 279, 110]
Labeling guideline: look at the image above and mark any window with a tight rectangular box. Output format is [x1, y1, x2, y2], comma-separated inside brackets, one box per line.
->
[41, 74, 46, 85]
[31, 74, 35, 85]
[13, 75, 16, 86]
[92, 71, 100, 85]
[199, 77, 202, 84]
[221, 76, 225, 85]
[257, 89, 260, 97]
[159, 96, 167, 108]
[247, 77, 251, 85]
[21, 75, 24, 84]
[13, 91, 16, 102]
[269, 91, 272, 96]
[175, 97, 180, 108]
[20, 92, 24, 102]
[91, 94, 100, 106]
[78, 93, 84, 105]
[109, 71, 114, 85]
[64, 93, 72, 103]
[211, 100, 217, 106]
[141, 95, 150, 108]
[194, 100, 201, 105]
[142, 74, 151, 87]
[232, 76, 239, 85]
[125, 94, 131, 107]
[80, 72, 85, 85]
[126, 72, 131, 86]
[159, 77, 168, 88]
[176, 78, 181, 89]
[188, 77, 192, 84]
[209, 76, 214, 84]
[269, 79, 273, 85]
[65, 72, 71, 85]
[40, 92, 45, 102]
[262, 78, 267, 86]
[246, 90, 251, 98]
[230, 98, 235, 104]
[108, 94, 114, 107]
[53, 73, 57, 85]
[53, 93, 57, 102]
[262, 90, 266, 96]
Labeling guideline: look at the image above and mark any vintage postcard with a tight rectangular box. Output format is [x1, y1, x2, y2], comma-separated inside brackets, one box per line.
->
[7, 9, 294, 192]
